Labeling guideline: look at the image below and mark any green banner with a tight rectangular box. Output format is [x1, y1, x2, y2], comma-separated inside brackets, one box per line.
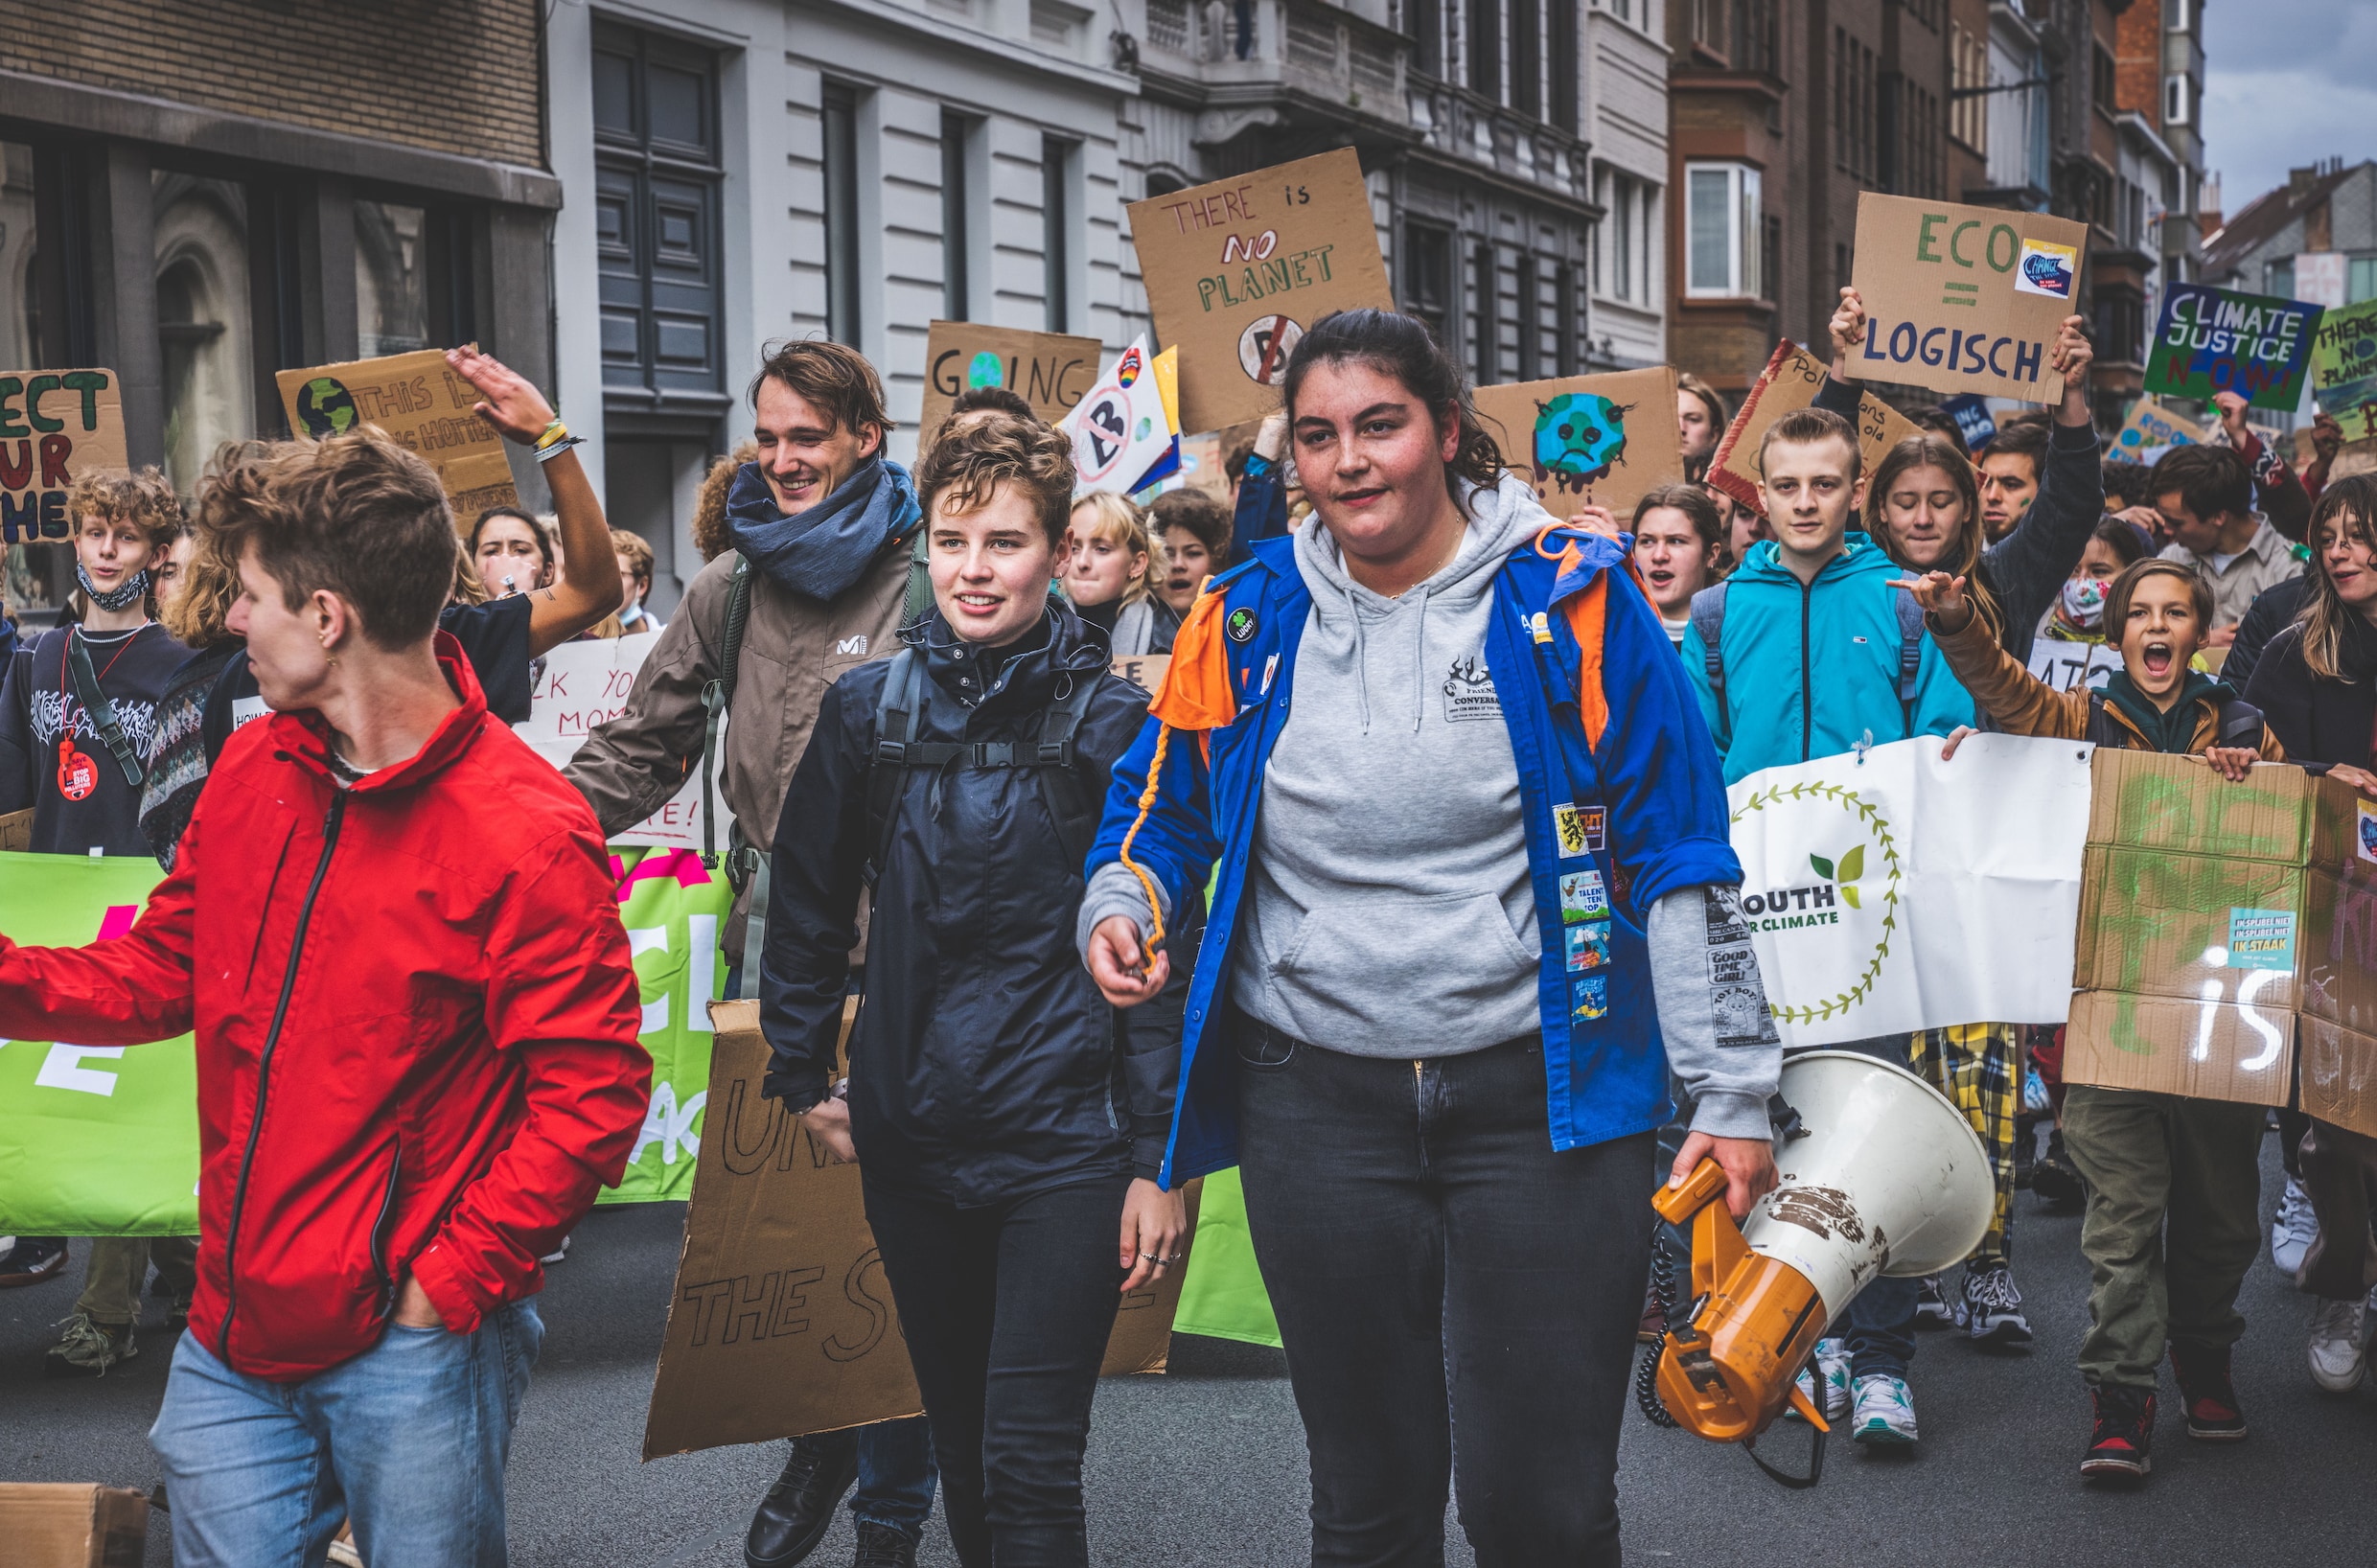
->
[2312, 296, 2377, 432]
[1171, 1167, 1281, 1349]
[0, 846, 730, 1234]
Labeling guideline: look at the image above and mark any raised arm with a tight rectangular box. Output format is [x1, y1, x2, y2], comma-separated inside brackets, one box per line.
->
[1903, 570, 2088, 740]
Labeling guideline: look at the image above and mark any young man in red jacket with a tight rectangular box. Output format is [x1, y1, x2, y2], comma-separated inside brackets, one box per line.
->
[0, 376, 650, 1568]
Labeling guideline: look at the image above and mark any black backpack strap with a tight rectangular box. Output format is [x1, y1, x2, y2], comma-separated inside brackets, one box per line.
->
[2084, 691, 2113, 747]
[1893, 584, 1926, 729]
[1688, 582, 1727, 714]
[68, 630, 146, 787]
[2214, 693, 2267, 751]
[902, 524, 931, 633]
[1033, 671, 1105, 868]
[700, 556, 756, 875]
[865, 649, 925, 888]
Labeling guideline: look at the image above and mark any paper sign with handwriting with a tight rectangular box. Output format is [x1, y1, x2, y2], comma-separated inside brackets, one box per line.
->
[0, 369, 126, 545]
[2112, 397, 2208, 458]
[1849, 194, 2089, 403]
[2311, 297, 2377, 428]
[918, 322, 1103, 456]
[1129, 149, 1393, 434]
[275, 349, 519, 523]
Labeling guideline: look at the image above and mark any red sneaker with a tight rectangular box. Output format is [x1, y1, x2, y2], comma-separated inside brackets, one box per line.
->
[2169, 1341, 2248, 1441]
[2081, 1386, 2156, 1479]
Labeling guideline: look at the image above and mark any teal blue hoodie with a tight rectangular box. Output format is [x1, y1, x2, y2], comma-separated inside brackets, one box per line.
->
[1683, 534, 1975, 784]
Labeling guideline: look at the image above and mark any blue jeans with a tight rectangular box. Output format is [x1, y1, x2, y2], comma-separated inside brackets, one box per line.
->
[150, 1302, 543, 1568]
[1797, 1033, 1921, 1382]
[846, 1417, 937, 1536]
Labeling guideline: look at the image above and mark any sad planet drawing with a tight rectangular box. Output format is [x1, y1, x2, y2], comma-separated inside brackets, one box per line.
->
[1533, 392, 1632, 483]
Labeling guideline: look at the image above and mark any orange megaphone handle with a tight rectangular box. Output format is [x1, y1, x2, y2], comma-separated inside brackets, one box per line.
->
[1653, 1158, 1745, 1304]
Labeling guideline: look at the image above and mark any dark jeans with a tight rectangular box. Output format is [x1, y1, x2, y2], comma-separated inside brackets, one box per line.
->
[1796, 1034, 1921, 1381]
[784, 1418, 936, 1539]
[1233, 1013, 1651, 1568]
[2297, 1117, 2377, 1302]
[863, 1174, 1129, 1568]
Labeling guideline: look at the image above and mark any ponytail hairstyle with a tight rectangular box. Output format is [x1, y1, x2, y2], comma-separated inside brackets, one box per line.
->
[2298, 473, 2377, 682]
[1279, 309, 1504, 514]
[1866, 432, 2002, 645]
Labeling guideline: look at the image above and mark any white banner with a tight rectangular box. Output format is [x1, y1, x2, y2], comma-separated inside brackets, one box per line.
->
[1726, 735, 2093, 1046]
[521, 638, 716, 851]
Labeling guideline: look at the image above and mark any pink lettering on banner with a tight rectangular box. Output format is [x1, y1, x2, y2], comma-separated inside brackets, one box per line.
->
[609, 850, 716, 904]
[97, 904, 137, 941]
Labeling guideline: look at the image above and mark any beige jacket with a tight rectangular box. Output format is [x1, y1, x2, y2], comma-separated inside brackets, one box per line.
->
[565, 545, 907, 854]
[2158, 519, 2304, 630]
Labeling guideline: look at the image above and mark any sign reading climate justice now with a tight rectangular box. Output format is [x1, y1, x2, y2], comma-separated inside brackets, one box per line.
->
[275, 349, 520, 523]
[1, 368, 127, 544]
[1129, 149, 1394, 434]
[2145, 283, 2322, 412]
[1849, 194, 2089, 403]
[1726, 734, 2091, 1049]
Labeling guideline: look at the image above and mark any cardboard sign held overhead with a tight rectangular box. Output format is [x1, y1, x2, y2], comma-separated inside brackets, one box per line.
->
[2143, 283, 2322, 412]
[1706, 341, 1927, 514]
[275, 349, 519, 525]
[2112, 397, 2208, 460]
[0, 370, 127, 545]
[644, 1003, 1197, 1458]
[2311, 297, 2377, 432]
[1129, 149, 1395, 434]
[1472, 367, 1684, 520]
[2065, 751, 2377, 1115]
[1849, 194, 2089, 404]
[918, 321, 1104, 454]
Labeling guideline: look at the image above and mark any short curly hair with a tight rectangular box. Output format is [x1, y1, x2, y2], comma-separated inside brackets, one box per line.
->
[913, 411, 1075, 547]
[69, 466, 184, 548]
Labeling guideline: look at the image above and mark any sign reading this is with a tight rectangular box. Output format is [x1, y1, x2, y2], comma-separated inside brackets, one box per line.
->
[275, 349, 520, 525]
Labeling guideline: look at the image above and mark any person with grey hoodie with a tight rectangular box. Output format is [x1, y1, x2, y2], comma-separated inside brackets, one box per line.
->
[1080, 311, 1779, 1568]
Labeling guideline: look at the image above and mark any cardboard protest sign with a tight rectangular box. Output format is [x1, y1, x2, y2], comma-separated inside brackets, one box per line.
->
[1112, 653, 1169, 696]
[1472, 367, 1684, 519]
[1129, 149, 1394, 434]
[0, 369, 127, 545]
[2112, 397, 2208, 460]
[2143, 283, 2322, 412]
[1726, 735, 2092, 1047]
[1706, 341, 1926, 513]
[0, 1485, 152, 1568]
[1939, 393, 1996, 451]
[1849, 194, 2089, 403]
[2065, 752, 2377, 1112]
[275, 349, 519, 522]
[1062, 337, 1176, 497]
[519, 637, 714, 850]
[646, 1003, 1198, 1457]
[2025, 636, 2121, 695]
[918, 321, 1103, 455]
[2311, 297, 2377, 433]
[0, 807, 30, 854]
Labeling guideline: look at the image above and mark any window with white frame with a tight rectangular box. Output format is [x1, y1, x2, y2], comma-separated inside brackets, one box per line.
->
[2167, 0, 2192, 33]
[1685, 162, 1761, 298]
[2164, 74, 2191, 126]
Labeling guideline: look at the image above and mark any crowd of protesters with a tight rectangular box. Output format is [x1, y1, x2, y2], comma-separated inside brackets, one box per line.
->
[1, 288, 2375, 1568]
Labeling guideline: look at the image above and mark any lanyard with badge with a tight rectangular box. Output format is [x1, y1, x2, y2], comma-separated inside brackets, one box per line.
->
[57, 626, 149, 801]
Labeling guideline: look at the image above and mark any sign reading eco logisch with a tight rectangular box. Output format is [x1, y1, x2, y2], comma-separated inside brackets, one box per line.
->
[2311, 296, 2377, 432]
[1472, 367, 1684, 519]
[1, 369, 127, 544]
[275, 349, 519, 524]
[1849, 194, 2090, 403]
[2143, 283, 2322, 412]
[917, 322, 1102, 457]
[1128, 148, 1394, 434]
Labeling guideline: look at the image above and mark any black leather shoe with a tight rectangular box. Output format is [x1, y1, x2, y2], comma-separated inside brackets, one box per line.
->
[745, 1433, 860, 1568]
[852, 1519, 918, 1568]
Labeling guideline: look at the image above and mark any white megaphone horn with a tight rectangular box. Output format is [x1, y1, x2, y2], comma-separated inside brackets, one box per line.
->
[1653, 1049, 1994, 1443]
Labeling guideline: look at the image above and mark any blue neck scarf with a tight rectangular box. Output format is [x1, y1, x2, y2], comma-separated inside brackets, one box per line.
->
[725, 457, 919, 602]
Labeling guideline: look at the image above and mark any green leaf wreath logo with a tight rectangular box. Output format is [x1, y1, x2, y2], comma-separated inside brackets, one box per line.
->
[1732, 783, 1903, 1026]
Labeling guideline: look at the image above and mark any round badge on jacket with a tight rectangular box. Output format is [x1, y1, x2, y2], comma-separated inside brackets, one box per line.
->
[58, 738, 97, 801]
[1226, 607, 1257, 643]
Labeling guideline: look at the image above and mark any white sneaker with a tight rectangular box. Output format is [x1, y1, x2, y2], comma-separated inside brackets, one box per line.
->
[2307, 1294, 2368, 1394]
[2272, 1177, 2318, 1281]
[1788, 1336, 1854, 1424]
[1849, 1373, 1918, 1445]
[539, 1234, 571, 1266]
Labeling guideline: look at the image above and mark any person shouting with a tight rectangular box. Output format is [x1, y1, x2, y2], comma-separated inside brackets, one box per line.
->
[1629, 484, 1728, 646]
[1082, 309, 1778, 1566]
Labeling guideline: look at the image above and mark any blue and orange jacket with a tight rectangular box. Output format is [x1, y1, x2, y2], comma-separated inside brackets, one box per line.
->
[1087, 526, 1742, 1188]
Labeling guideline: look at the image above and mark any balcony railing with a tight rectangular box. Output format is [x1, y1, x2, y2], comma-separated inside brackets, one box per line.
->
[1142, 0, 1408, 123]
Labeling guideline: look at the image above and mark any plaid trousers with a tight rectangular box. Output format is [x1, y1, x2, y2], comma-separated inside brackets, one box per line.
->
[1910, 1022, 2020, 1267]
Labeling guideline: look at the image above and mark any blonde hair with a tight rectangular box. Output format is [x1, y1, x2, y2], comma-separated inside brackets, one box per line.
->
[694, 440, 760, 564]
[1069, 491, 1164, 608]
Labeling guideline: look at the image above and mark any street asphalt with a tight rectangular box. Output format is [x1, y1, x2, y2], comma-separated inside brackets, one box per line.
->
[6, 1133, 2372, 1567]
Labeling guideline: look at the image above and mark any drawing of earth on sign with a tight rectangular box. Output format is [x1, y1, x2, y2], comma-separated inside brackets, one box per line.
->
[1533, 393, 1631, 490]
[966, 351, 1004, 389]
[1237, 315, 1303, 386]
[295, 377, 360, 438]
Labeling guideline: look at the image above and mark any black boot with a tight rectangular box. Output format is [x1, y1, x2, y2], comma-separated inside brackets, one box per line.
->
[852, 1519, 918, 1568]
[746, 1432, 860, 1568]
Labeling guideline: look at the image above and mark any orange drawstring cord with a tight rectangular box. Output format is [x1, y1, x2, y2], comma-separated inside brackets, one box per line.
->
[1115, 722, 1174, 963]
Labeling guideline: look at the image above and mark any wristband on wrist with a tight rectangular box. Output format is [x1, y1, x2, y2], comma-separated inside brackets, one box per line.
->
[534, 418, 568, 451]
[533, 434, 584, 465]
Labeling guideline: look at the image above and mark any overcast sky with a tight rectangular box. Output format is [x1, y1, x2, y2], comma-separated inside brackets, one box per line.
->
[2201, 0, 2377, 218]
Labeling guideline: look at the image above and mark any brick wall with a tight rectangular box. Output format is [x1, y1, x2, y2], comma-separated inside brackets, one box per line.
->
[2, 0, 543, 168]
[2112, 0, 2162, 130]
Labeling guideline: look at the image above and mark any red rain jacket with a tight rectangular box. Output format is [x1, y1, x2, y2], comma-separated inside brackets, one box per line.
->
[0, 636, 650, 1380]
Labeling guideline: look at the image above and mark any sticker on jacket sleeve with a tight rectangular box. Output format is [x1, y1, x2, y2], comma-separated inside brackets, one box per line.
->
[1708, 944, 1764, 987]
[1714, 985, 1781, 1049]
[1559, 870, 1609, 922]
[1554, 803, 1605, 858]
[2226, 908, 2296, 971]
[1564, 926, 1611, 973]
[2359, 800, 2377, 865]
[1702, 887, 1750, 945]
[1442, 655, 1503, 723]
[1570, 973, 1609, 1022]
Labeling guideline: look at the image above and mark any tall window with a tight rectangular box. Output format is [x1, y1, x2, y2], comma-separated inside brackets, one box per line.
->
[1549, 0, 1580, 131]
[1468, 0, 1502, 100]
[1471, 242, 1499, 383]
[1611, 176, 1634, 302]
[2352, 257, 2377, 305]
[1554, 262, 1578, 376]
[1408, 0, 1443, 77]
[1950, 23, 1988, 150]
[2164, 74, 2192, 126]
[941, 112, 971, 320]
[1517, 252, 1541, 380]
[1402, 221, 1454, 344]
[1834, 31, 1877, 182]
[1511, 0, 1541, 117]
[595, 24, 727, 398]
[1043, 138, 1072, 333]
[820, 82, 863, 345]
[1685, 162, 1762, 298]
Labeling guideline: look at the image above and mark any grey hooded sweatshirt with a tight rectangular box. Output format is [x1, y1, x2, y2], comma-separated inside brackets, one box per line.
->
[1079, 473, 1779, 1139]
